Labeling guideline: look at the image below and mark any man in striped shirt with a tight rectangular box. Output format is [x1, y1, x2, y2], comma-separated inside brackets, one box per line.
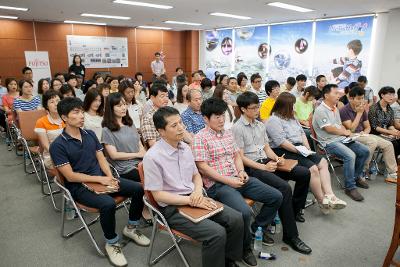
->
[249, 73, 267, 104]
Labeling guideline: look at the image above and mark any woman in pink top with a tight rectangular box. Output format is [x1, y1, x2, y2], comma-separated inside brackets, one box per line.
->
[2, 78, 19, 122]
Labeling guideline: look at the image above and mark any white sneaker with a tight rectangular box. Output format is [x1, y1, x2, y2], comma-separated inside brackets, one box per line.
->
[327, 195, 347, 210]
[105, 242, 128, 267]
[123, 226, 150, 246]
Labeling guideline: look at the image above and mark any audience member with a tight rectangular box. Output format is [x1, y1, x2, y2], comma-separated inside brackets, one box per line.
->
[181, 89, 205, 134]
[260, 80, 280, 122]
[13, 80, 41, 111]
[119, 80, 142, 129]
[249, 73, 267, 103]
[83, 88, 104, 140]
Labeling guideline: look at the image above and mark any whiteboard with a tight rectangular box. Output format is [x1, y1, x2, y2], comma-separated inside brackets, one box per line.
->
[66, 35, 128, 68]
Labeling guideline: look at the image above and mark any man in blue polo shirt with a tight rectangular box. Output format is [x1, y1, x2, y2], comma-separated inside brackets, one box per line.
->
[181, 89, 205, 135]
[49, 97, 150, 267]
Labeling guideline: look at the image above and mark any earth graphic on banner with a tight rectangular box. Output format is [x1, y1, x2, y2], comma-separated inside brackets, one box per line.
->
[236, 27, 255, 40]
[206, 31, 219, 51]
[274, 51, 291, 70]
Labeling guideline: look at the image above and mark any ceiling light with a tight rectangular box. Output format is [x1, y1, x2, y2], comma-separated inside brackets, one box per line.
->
[210, 12, 251, 20]
[81, 13, 130, 20]
[113, 0, 173, 9]
[64, 20, 106, 26]
[267, 2, 313, 12]
[138, 25, 172, 30]
[0, 15, 18, 19]
[164, 20, 202, 26]
[0, 5, 29, 11]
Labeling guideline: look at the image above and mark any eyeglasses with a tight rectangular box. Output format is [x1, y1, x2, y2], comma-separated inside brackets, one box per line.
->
[246, 105, 260, 111]
[253, 80, 262, 83]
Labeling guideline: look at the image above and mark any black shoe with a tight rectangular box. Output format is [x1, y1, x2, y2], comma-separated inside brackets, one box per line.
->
[295, 213, 305, 223]
[262, 232, 274, 246]
[226, 259, 239, 267]
[283, 237, 312, 255]
[242, 249, 258, 267]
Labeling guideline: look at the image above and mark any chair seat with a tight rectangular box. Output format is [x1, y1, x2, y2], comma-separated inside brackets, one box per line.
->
[76, 196, 127, 213]
[47, 168, 57, 178]
[157, 224, 196, 242]
[244, 198, 255, 207]
[28, 146, 40, 154]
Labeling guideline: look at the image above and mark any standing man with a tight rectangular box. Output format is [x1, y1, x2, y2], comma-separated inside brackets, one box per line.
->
[150, 52, 165, 80]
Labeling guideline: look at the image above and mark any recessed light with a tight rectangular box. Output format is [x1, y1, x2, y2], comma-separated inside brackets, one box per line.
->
[81, 13, 131, 20]
[0, 5, 29, 11]
[210, 12, 251, 20]
[0, 15, 18, 19]
[164, 20, 202, 26]
[138, 25, 172, 30]
[64, 20, 106, 26]
[267, 2, 313, 13]
[113, 0, 173, 9]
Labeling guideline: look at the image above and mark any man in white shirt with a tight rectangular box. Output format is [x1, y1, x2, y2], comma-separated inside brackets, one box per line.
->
[248, 73, 267, 103]
[150, 52, 165, 80]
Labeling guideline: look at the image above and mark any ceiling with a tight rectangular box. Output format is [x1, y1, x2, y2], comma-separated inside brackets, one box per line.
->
[1, 0, 400, 30]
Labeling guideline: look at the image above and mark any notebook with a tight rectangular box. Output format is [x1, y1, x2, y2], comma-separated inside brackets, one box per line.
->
[276, 159, 298, 172]
[82, 182, 119, 195]
[178, 199, 224, 223]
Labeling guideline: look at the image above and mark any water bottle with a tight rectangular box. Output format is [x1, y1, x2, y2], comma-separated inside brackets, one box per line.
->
[254, 227, 263, 253]
[274, 215, 282, 234]
[65, 199, 76, 220]
[369, 164, 378, 180]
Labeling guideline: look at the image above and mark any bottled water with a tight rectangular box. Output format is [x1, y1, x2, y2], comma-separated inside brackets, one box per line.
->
[274, 215, 282, 234]
[369, 164, 378, 180]
[254, 227, 263, 253]
[65, 199, 76, 220]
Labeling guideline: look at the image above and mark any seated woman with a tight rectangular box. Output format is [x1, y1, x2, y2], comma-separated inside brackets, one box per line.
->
[2, 78, 19, 122]
[59, 84, 76, 99]
[83, 88, 104, 141]
[38, 78, 50, 98]
[102, 92, 146, 182]
[266, 92, 346, 213]
[50, 78, 63, 92]
[212, 84, 235, 129]
[109, 77, 119, 94]
[13, 80, 42, 111]
[119, 80, 142, 129]
[34, 90, 64, 168]
[173, 84, 189, 114]
[368, 86, 400, 158]
[133, 78, 147, 107]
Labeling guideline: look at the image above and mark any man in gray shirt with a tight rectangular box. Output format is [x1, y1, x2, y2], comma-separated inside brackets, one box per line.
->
[312, 84, 369, 201]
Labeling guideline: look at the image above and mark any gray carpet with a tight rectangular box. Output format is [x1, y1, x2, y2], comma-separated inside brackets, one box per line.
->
[0, 141, 399, 267]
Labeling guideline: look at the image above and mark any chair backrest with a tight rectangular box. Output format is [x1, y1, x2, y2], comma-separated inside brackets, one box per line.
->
[308, 114, 326, 155]
[53, 168, 66, 186]
[397, 166, 400, 206]
[17, 109, 47, 141]
[138, 162, 161, 210]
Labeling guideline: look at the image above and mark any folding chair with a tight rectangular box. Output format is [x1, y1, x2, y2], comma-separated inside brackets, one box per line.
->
[17, 110, 47, 181]
[6, 111, 23, 155]
[138, 162, 194, 266]
[53, 166, 130, 256]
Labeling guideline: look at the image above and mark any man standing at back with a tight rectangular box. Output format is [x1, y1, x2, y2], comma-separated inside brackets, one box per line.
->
[150, 52, 165, 80]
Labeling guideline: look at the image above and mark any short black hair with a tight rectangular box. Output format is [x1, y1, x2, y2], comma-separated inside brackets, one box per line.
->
[322, 84, 338, 98]
[153, 106, 180, 130]
[236, 91, 259, 113]
[250, 73, 262, 83]
[229, 77, 237, 82]
[176, 74, 187, 84]
[175, 67, 183, 72]
[357, 75, 368, 83]
[134, 72, 143, 79]
[57, 97, 83, 119]
[286, 77, 296, 86]
[60, 84, 76, 98]
[265, 80, 280, 96]
[316, 75, 326, 83]
[65, 74, 77, 82]
[42, 90, 61, 111]
[155, 52, 161, 56]
[22, 67, 32, 74]
[302, 85, 319, 98]
[378, 86, 395, 99]
[149, 82, 168, 97]
[296, 74, 307, 82]
[237, 74, 248, 86]
[200, 97, 228, 119]
[348, 86, 365, 98]
[54, 72, 64, 79]
[201, 78, 212, 89]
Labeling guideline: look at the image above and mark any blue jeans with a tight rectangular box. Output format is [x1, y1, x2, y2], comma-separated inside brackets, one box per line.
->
[206, 177, 283, 249]
[325, 141, 370, 190]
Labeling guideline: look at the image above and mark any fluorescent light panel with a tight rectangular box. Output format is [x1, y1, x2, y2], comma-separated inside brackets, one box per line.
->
[0, 5, 29, 11]
[164, 20, 202, 26]
[138, 25, 172, 30]
[267, 2, 313, 12]
[113, 0, 173, 9]
[0, 15, 18, 19]
[210, 12, 251, 20]
[81, 13, 130, 20]
[64, 20, 106, 26]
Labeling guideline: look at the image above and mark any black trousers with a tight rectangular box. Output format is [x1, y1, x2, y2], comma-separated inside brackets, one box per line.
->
[160, 204, 244, 267]
[120, 167, 140, 182]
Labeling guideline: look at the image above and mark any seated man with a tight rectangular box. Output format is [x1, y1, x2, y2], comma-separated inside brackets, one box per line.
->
[143, 107, 244, 267]
[192, 97, 283, 267]
[181, 89, 205, 135]
[232, 92, 312, 255]
[49, 97, 150, 267]
[312, 84, 369, 201]
[340, 86, 398, 183]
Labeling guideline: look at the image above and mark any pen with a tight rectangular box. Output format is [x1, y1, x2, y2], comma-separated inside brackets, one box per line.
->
[277, 154, 285, 163]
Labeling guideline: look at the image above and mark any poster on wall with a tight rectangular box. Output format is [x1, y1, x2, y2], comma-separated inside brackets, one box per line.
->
[24, 51, 52, 94]
[204, 29, 234, 79]
[234, 26, 269, 78]
[268, 22, 313, 84]
[313, 16, 374, 89]
[66, 35, 128, 68]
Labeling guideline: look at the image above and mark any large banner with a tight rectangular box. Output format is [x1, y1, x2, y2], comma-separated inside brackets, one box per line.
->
[24, 51, 52, 94]
[234, 26, 269, 78]
[66, 35, 128, 68]
[268, 22, 313, 84]
[204, 29, 234, 79]
[313, 16, 374, 88]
